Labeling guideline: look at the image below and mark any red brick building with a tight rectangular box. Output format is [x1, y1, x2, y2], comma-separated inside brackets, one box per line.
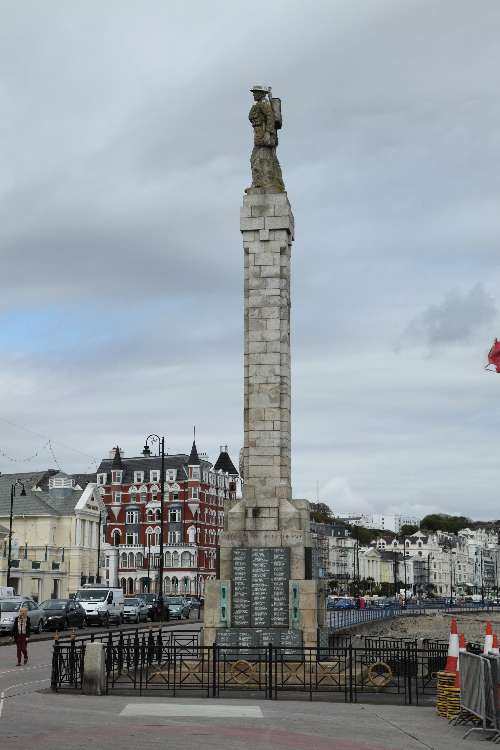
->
[97, 441, 238, 596]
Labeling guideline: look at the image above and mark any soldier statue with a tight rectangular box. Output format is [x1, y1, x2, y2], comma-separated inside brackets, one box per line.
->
[246, 85, 285, 194]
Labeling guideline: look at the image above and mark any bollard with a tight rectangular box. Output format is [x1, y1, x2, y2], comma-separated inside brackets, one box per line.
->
[82, 642, 106, 695]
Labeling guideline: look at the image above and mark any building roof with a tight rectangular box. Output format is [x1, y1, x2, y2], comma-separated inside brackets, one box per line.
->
[213, 447, 238, 476]
[188, 440, 200, 466]
[0, 472, 88, 518]
[96, 452, 212, 482]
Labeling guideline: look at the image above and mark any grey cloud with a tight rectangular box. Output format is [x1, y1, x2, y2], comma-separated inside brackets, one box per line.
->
[398, 284, 497, 350]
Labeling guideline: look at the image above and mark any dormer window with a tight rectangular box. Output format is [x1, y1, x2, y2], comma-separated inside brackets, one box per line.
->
[49, 475, 74, 489]
[134, 471, 144, 484]
[112, 470, 122, 483]
[167, 469, 177, 482]
[97, 473, 107, 485]
[190, 466, 200, 480]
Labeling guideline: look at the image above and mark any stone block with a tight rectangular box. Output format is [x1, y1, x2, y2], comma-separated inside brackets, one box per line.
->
[253, 252, 275, 266]
[265, 215, 293, 231]
[259, 229, 270, 241]
[82, 642, 105, 695]
[241, 216, 265, 231]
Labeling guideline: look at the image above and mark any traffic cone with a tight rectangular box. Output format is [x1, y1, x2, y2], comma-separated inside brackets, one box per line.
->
[455, 633, 466, 687]
[484, 622, 493, 654]
[491, 633, 499, 655]
[445, 618, 459, 674]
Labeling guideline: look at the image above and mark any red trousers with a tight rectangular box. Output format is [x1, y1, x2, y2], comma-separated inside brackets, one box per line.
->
[16, 635, 28, 664]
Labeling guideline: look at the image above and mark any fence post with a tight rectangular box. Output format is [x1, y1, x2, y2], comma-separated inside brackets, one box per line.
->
[405, 642, 413, 705]
[51, 633, 60, 691]
[348, 642, 354, 703]
[212, 642, 217, 698]
[268, 643, 273, 700]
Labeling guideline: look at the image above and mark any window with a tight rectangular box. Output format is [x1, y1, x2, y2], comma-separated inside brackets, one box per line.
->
[126, 532, 138, 545]
[167, 469, 177, 482]
[140, 491, 147, 503]
[112, 530, 121, 547]
[112, 492, 122, 504]
[172, 551, 179, 567]
[126, 510, 138, 524]
[146, 509, 154, 522]
[112, 471, 122, 483]
[181, 551, 192, 567]
[168, 531, 181, 544]
[191, 487, 199, 500]
[97, 473, 107, 485]
[165, 551, 172, 567]
[134, 471, 144, 484]
[172, 492, 179, 501]
[169, 508, 181, 523]
[150, 470, 160, 482]
[191, 466, 200, 480]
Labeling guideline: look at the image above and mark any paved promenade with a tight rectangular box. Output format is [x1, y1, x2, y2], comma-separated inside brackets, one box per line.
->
[0, 634, 483, 749]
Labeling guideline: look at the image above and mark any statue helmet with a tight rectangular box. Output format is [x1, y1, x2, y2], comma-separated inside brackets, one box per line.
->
[250, 85, 270, 94]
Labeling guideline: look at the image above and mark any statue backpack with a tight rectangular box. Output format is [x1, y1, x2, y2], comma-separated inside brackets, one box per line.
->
[268, 88, 282, 130]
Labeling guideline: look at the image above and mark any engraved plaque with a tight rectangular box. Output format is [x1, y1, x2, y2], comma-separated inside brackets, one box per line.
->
[231, 547, 290, 629]
[216, 628, 239, 658]
[232, 548, 251, 627]
[251, 548, 272, 627]
[271, 548, 290, 627]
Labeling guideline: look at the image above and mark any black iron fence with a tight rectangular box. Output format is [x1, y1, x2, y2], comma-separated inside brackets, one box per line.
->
[51, 628, 447, 704]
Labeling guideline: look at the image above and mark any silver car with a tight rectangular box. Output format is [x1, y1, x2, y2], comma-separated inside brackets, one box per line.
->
[0, 597, 46, 635]
[123, 597, 148, 623]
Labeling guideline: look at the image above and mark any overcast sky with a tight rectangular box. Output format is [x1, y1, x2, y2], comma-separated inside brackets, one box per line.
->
[1, 0, 500, 521]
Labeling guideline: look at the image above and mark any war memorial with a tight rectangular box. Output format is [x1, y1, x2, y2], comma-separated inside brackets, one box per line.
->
[203, 85, 326, 652]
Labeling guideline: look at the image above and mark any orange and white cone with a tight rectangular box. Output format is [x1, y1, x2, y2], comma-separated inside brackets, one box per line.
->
[484, 622, 493, 654]
[445, 618, 459, 674]
[491, 633, 499, 655]
[455, 632, 467, 687]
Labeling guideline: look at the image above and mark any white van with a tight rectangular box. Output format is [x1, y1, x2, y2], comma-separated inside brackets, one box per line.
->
[74, 586, 124, 625]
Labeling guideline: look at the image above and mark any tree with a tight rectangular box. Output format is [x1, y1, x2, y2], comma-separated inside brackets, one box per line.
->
[309, 502, 334, 524]
[398, 524, 419, 538]
[420, 514, 471, 534]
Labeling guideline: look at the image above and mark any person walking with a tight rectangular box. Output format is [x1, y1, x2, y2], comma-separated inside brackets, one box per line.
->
[13, 606, 31, 666]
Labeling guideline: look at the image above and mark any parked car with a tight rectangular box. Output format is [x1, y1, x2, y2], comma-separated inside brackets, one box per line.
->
[0, 597, 46, 635]
[39, 599, 87, 630]
[139, 593, 158, 619]
[123, 597, 148, 623]
[74, 586, 124, 625]
[166, 596, 190, 619]
[332, 597, 357, 610]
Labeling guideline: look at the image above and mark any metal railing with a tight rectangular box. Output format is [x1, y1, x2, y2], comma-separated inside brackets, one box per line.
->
[51, 629, 447, 704]
[328, 602, 500, 632]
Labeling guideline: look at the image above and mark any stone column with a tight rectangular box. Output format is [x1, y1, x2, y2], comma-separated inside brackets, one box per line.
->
[241, 192, 294, 522]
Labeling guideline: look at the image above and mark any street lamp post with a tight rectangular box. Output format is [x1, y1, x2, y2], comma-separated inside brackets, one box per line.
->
[403, 537, 408, 607]
[143, 434, 166, 619]
[147, 534, 151, 593]
[393, 548, 398, 598]
[481, 549, 485, 605]
[6, 480, 26, 589]
[96, 510, 105, 584]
